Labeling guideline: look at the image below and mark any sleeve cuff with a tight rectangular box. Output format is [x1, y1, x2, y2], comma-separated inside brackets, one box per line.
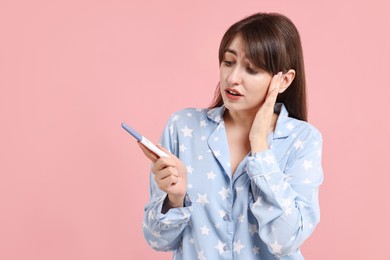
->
[246, 149, 281, 178]
[156, 194, 193, 225]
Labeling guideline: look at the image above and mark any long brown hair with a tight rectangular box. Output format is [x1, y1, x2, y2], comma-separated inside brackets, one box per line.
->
[210, 12, 308, 121]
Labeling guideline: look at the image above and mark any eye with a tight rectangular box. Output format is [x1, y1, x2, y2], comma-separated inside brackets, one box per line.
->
[246, 67, 258, 75]
[222, 60, 234, 67]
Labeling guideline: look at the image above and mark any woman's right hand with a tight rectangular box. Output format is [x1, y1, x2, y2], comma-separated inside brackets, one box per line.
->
[138, 143, 187, 208]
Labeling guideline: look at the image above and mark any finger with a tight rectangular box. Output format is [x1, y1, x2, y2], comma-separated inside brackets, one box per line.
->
[157, 174, 178, 191]
[137, 142, 159, 163]
[154, 166, 178, 182]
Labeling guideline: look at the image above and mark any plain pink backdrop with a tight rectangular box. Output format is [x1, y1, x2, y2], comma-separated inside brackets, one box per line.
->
[1, 0, 389, 259]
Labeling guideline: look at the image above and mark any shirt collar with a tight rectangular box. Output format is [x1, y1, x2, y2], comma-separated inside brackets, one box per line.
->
[207, 105, 226, 123]
[207, 103, 293, 139]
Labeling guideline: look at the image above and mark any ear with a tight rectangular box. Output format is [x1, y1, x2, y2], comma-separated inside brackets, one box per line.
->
[279, 69, 295, 93]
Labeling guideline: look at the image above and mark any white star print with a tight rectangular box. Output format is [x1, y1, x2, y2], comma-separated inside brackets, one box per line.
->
[215, 223, 220, 229]
[189, 238, 195, 244]
[271, 184, 280, 192]
[162, 219, 171, 225]
[215, 240, 225, 254]
[276, 130, 283, 136]
[214, 137, 219, 142]
[253, 246, 260, 255]
[238, 214, 245, 223]
[214, 115, 221, 122]
[201, 136, 206, 141]
[197, 193, 209, 206]
[233, 240, 244, 254]
[198, 155, 203, 160]
[148, 210, 155, 221]
[281, 197, 292, 209]
[197, 250, 207, 260]
[186, 112, 192, 117]
[303, 160, 313, 170]
[214, 150, 221, 157]
[149, 240, 159, 248]
[172, 114, 180, 121]
[188, 184, 193, 189]
[271, 224, 276, 232]
[218, 187, 230, 200]
[303, 178, 312, 184]
[169, 124, 174, 135]
[253, 196, 263, 207]
[181, 126, 193, 137]
[152, 231, 161, 237]
[179, 144, 187, 152]
[207, 171, 216, 180]
[200, 225, 210, 235]
[200, 120, 208, 127]
[217, 121, 225, 130]
[284, 207, 293, 216]
[236, 186, 244, 193]
[249, 224, 258, 236]
[187, 165, 194, 174]
[262, 153, 275, 164]
[286, 122, 294, 131]
[270, 240, 283, 254]
[294, 139, 304, 150]
[218, 209, 227, 218]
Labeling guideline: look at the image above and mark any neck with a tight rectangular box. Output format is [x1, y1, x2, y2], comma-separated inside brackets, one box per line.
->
[224, 108, 257, 131]
[224, 107, 278, 134]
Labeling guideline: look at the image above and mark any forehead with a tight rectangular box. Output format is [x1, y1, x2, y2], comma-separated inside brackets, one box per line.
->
[225, 35, 246, 56]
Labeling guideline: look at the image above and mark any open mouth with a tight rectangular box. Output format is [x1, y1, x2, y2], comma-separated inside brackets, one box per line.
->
[225, 88, 242, 96]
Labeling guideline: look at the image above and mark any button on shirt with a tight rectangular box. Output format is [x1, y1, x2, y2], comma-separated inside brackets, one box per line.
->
[142, 103, 323, 259]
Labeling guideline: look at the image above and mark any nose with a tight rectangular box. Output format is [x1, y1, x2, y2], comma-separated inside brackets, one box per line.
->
[227, 66, 242, 85]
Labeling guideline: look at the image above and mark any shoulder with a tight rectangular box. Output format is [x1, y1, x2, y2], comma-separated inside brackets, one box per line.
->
[293, 119, 322, 143]
[167, 107, 209, 122]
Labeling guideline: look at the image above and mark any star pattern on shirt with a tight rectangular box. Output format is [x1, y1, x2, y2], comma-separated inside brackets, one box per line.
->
[218, 187, 230, 200]
[179, 144, 187, 152]
[238, 214, 245, 223]
[200, 225, 210, 235]
[262, 153, 275, 164]
[233, 239, 244, 254]
[294, 139, 304, 150]
[303, 160, 313, 170]
[215, 240, 225, 254]
[181, 126, 193, 137]
[207, 171, 216, 180]
[197, 250, 206, 260]
[253, 196, 263, 207]
[286, 122, 294, 131]
[270, 240, 283, 254]
[187, 165, 194, 174]
[219, 209, 227, 218]
[249, 224, 258, 236]
[197, 193, 210, 206]
[172, 114, 180, 121]
[144, 105, 323, 258]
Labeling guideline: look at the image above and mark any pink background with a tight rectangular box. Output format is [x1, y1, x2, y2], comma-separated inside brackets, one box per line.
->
[1, 0, 389, 259]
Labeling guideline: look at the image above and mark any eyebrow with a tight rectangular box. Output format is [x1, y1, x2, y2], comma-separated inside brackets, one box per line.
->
[224, 48, 237, 56]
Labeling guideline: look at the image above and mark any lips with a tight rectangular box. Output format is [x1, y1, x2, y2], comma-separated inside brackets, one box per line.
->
[225, 88, 243, 96]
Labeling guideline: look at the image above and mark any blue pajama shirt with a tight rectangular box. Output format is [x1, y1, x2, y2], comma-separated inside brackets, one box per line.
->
[142, 103, 323, 259]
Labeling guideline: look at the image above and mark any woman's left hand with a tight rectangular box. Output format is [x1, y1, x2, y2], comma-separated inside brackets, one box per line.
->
[249, 72, 283, 154]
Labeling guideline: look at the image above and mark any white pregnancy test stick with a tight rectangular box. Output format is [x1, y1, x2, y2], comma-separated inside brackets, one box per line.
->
[121, 123, 170, 158]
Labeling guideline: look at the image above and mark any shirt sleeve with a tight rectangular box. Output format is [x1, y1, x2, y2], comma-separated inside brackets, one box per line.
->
[246, 127, 323, 257]
[142, 112, 193, 252]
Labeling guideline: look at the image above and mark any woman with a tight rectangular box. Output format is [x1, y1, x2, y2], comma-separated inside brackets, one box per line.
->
[139, 12, 323, 259]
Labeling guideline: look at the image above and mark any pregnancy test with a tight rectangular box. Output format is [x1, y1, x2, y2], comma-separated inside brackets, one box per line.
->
[121, 123, 170, 158]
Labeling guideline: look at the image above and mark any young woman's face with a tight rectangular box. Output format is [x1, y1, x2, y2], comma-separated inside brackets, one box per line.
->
[219, 35, 273, 114]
